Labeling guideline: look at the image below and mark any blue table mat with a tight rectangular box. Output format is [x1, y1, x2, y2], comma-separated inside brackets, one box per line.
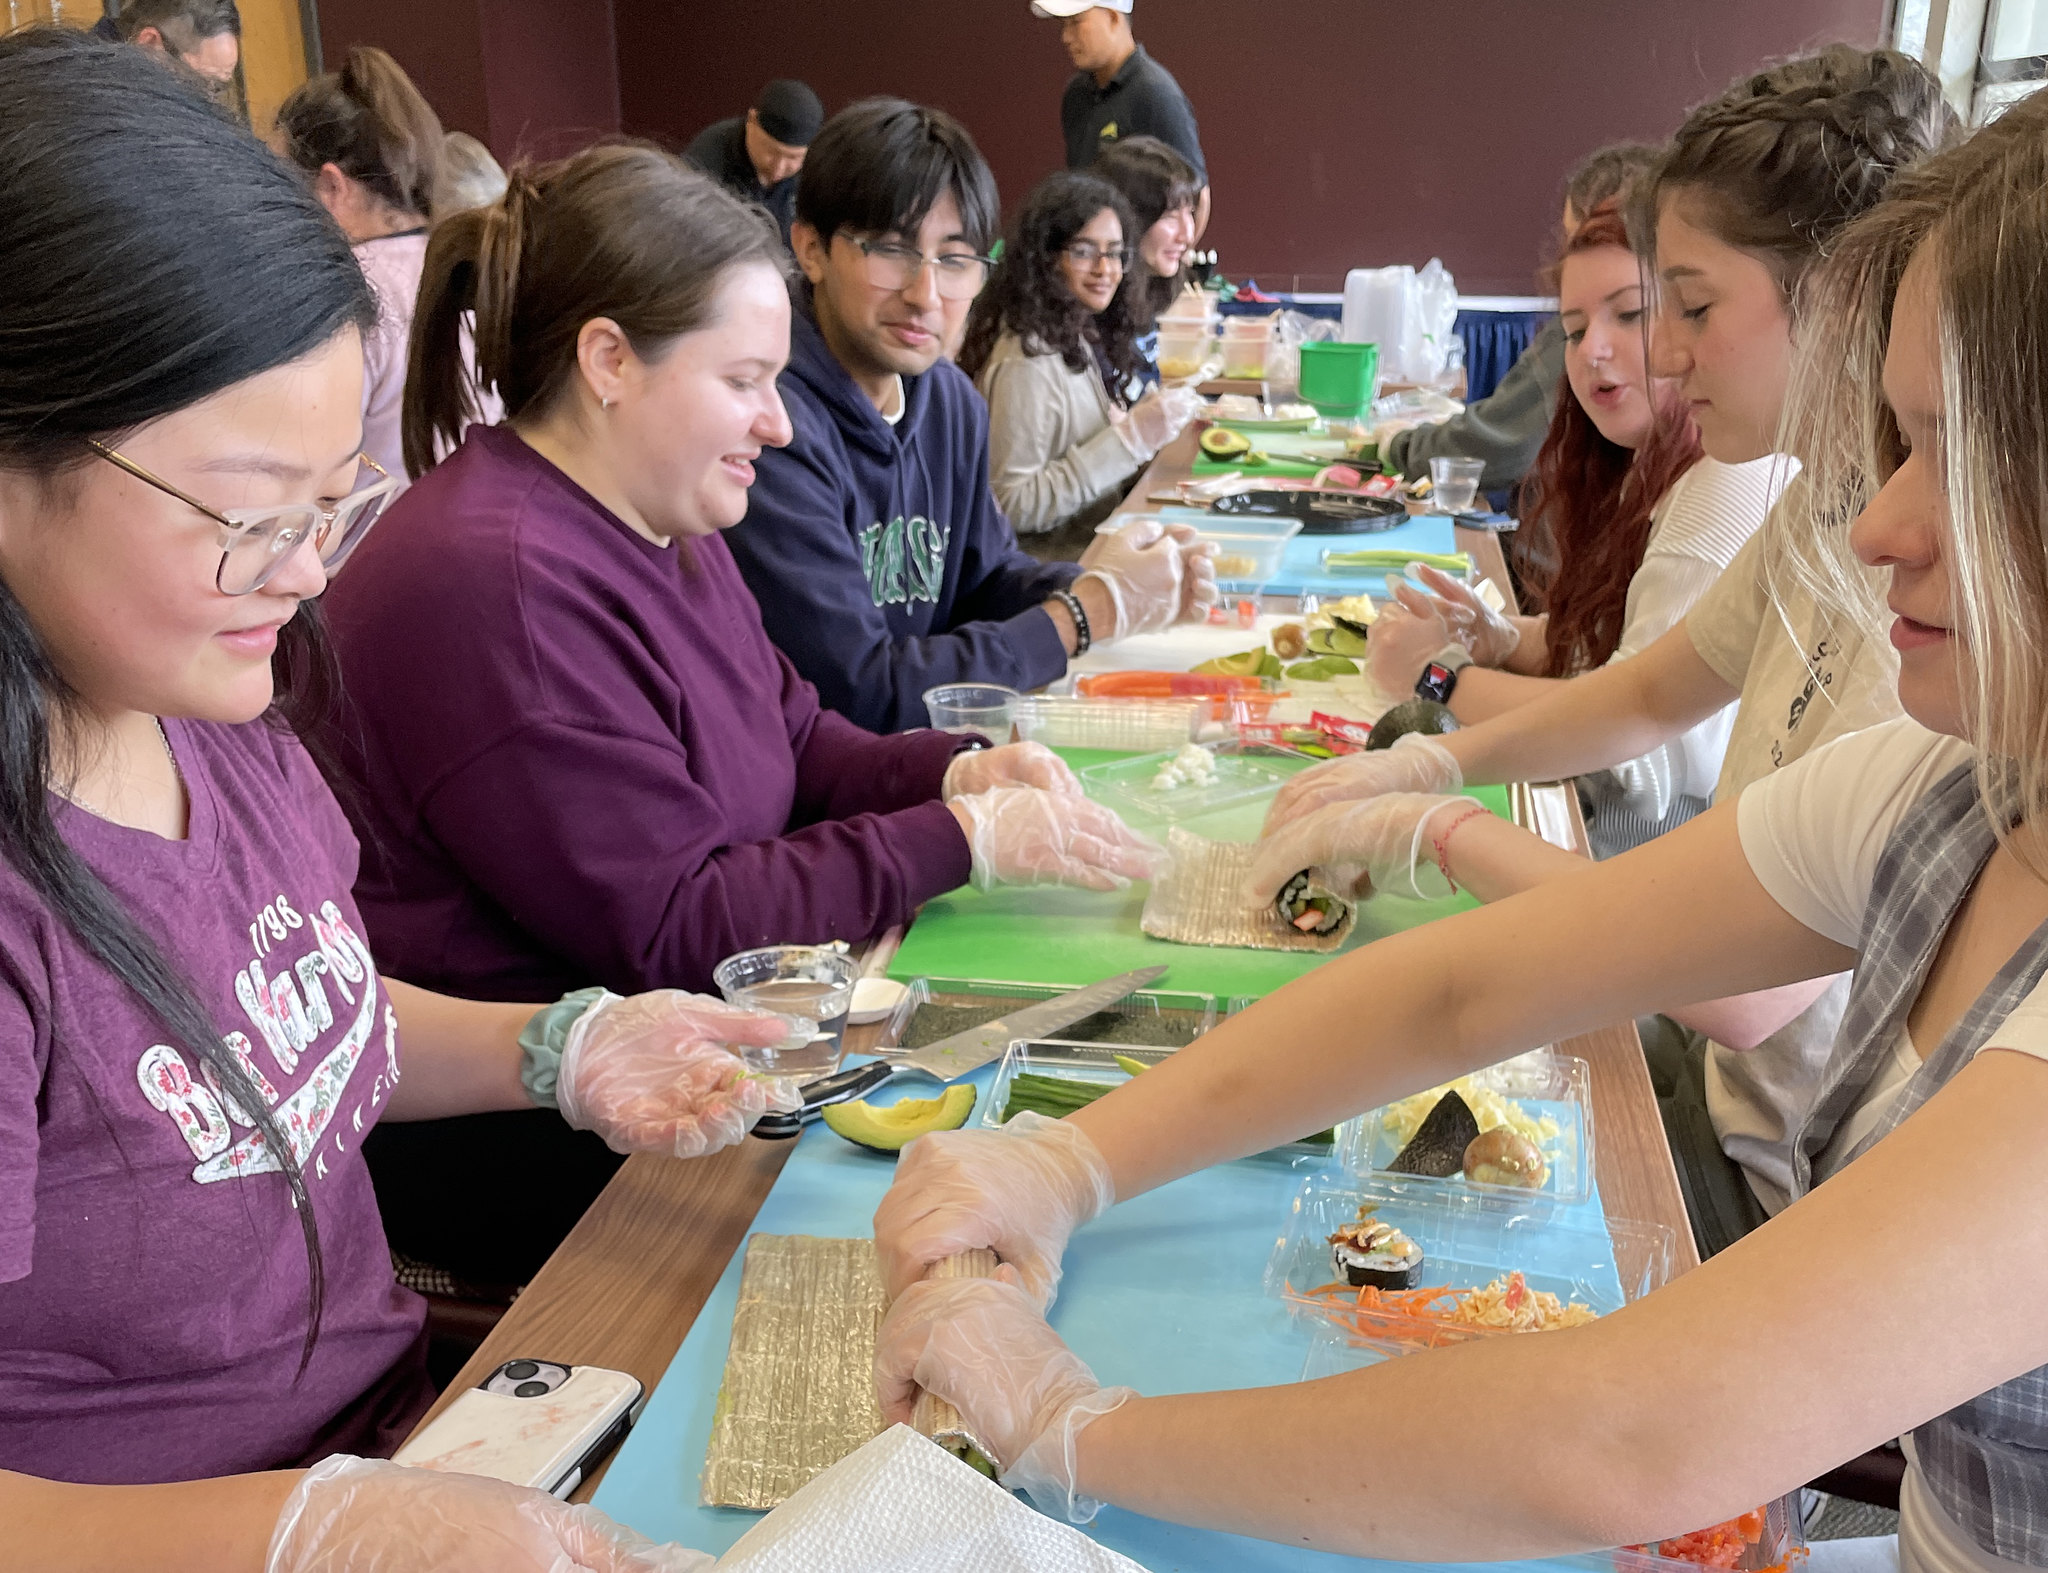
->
[1263, 513, 1460, 599]
[594, 1065, 1623, 1572]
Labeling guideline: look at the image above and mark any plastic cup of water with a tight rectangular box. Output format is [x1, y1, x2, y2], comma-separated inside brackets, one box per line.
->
[922, 683, 1020, 743]
[1429, 456, 1485, 514]
[713, 945, 860, 1078]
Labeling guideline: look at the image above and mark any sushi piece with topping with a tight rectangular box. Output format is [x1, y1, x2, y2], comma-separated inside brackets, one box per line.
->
[1386, 1089, 1480, 1178]
[1277, 871, 1352, 935]
[1328, 1208, 1425, 1289]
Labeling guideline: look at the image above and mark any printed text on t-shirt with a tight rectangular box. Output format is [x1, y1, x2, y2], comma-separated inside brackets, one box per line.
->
[135, 894, 397, 1190]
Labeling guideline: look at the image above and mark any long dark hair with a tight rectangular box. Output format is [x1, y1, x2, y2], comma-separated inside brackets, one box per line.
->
[277, 45, 444, 223]
[956, 171, 1143, 399]
[1091, 135, 1199, 327]
[1515, 207, 1703, 676]
[406, 143, 784, 478]
[0, 28, 374, 1362]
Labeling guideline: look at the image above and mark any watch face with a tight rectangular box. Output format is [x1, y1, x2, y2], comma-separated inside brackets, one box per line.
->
[1416, 663, 1456, 704]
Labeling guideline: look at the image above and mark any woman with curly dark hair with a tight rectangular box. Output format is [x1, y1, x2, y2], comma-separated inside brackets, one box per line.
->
[960, 170, 1198, 558]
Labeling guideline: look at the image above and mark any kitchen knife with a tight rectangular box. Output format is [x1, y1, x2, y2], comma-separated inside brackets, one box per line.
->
[895, 966, 1169, 1081]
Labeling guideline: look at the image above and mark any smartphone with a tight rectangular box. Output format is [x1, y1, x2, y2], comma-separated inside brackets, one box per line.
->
[393, 1359, 644, 1498]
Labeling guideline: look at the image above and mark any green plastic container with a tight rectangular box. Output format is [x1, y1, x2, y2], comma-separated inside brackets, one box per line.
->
[1298, 340, 1379, 418]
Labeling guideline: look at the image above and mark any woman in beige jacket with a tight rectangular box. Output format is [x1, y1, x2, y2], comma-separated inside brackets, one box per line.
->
[960, 171, 1199, 560]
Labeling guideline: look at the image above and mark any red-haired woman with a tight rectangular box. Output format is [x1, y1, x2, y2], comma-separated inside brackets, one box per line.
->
[1364, 207, 1790, 855]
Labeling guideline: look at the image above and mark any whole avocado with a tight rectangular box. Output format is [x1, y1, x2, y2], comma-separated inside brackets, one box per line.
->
[1366, 699, 1460, 751]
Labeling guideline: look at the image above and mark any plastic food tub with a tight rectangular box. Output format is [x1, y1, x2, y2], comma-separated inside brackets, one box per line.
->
[1011, 694, 1204, 752]
[1156, 325, 1218, 383]
[1335, 1048, 1595, 1207]
[1078, 740, 1298, 824]
[1194, 514, 1304, 593]
[1265, 1169, 1676, 1355]
[875, 977, 1217, 1059]
[1220, 317, 1274, 380]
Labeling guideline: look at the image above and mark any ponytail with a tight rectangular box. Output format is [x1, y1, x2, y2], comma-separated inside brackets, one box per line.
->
[404, 144, 784, 476]
[277, 45, 443, 222]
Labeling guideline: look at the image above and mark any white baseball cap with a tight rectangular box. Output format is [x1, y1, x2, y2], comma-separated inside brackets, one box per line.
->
[1031, 0, 1132, 16]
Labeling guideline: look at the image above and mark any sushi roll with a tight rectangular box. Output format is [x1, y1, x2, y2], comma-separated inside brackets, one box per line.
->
[1328, 1211, 1425, 1289]
[1277, 871, 1352, 936]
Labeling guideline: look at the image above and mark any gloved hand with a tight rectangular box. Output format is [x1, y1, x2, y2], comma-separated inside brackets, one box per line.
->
[267, 1454, 713, 1572]
[875, 1271, 1134, 1524]
[1078, 516, 1198, 639]
[1364, 600, 1467, 700]
[1261, 730, 1462, 835]
[949, 785, 1163, 892]
[1391, 562, 1523, 667]
[943, 741, 1081, 800]
[556, 991, 801, 1159]
[1110, 384, 1203, 462]
[873, 1109, 1114, 1306]
[1247, 792, 1487, 906]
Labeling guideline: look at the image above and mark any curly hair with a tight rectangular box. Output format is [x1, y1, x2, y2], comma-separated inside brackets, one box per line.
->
[1627, 44, 1957, 303]
[956, 170, 1144, 401]
[1515, 206, 1704, 676]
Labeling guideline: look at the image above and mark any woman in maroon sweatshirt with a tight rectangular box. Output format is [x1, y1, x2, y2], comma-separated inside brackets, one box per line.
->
[323, 144, 1157, 1286]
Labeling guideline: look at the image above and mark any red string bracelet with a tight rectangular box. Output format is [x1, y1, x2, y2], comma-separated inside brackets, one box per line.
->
[1431, 804, 1494, 894]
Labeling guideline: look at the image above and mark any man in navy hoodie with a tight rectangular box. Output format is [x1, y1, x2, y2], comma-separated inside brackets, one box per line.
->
[728, 96, 1214, 734]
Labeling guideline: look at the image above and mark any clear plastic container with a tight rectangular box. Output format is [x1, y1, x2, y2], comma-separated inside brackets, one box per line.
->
[1265, 1170, 1676, 1355]
[1011, 694, 1204, 752]
[711, 945, 855, 1077]
[1156, 326, 1217, 383]
[876, 977, 1216, 1058]
[1336, 1049, 1595, 1206]
[1192, 514, 1304, 592]
[1220, 318, 1274, 380]
[1078, 741, 1298, 823]
[922, 682, 1020, 742]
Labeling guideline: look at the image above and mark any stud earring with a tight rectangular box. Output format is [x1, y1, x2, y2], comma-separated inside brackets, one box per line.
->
[601, 396, 614, 410]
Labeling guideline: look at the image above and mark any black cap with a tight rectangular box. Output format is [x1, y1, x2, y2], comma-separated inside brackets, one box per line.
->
[754, 80, 824, 148]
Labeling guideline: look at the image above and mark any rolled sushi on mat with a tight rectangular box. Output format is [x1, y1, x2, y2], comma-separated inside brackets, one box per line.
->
[1276, 871, 1353, 938]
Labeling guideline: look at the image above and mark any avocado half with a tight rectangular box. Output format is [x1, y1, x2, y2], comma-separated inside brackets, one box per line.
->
[1199, 426, 1253, 460]
[1366, 698, 1460, 752]
[822, 1085, 977, 1153]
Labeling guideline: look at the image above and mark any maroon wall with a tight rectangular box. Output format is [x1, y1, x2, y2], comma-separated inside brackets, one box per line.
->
[613, 0, 1889, 294]
[318, 0, 619, 161]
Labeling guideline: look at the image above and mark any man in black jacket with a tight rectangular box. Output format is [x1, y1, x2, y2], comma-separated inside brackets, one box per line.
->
[684, 79, 824, 244]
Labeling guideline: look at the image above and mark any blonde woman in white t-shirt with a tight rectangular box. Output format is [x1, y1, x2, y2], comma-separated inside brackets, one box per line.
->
[870, 88, 2048, 1573]
[1363, 202, 1788, 857]
[1250, 47, 1953, 1254]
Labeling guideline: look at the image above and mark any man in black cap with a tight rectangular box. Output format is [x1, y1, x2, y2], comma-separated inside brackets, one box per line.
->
[1035, 0, 1209, 236]
[684, 80, 825, 243]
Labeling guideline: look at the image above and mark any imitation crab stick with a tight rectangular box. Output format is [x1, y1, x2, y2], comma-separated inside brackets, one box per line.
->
[1075, 671, 1270, 699]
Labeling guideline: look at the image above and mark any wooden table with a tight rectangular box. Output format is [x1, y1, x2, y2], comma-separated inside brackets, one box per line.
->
[409, 426, 1698, 1496]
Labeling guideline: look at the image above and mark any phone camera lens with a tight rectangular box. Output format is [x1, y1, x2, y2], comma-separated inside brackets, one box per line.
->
[504, 1360, 540, 1380]
[514, 1380, 550, 1398]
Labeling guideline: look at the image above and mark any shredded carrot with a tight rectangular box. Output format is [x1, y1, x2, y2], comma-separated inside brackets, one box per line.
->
[1291, 1271, 1597, 1353]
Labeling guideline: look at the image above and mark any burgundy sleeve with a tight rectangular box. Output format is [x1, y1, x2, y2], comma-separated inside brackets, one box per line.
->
[413, 718, 970, 995]
[775, 647, 971, 824]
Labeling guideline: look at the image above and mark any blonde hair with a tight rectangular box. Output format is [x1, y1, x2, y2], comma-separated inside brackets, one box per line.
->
[1783, 95, 2048, 872]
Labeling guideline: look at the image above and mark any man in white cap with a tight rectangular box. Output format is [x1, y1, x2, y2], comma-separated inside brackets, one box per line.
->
[1034, 0, 1209, 235]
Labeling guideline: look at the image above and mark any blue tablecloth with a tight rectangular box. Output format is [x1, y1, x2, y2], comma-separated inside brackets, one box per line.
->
[592, 1064, 1625, 1572]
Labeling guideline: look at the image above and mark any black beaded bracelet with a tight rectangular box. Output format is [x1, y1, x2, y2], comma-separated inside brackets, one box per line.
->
[1051, 586, 1091, 655]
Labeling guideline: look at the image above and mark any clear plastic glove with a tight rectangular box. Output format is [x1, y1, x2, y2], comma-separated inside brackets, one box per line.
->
[1109, 384, 1202, 462]
[873, 1109, 1113, 1307]
[1260, 730, 1462, 835]
[942, 741, 1081, 800]
[1392, 562, 1522, 667]
[1364, 601, 1467, 699]
[875, 1271, 1134, 1524]
[949, 785, 1163, 892]
[1077, 516, 1189, 639]
[1247, 792, 1486, 906]
[267, 1454, 713, 1572]
[557, 991, 801, 1158]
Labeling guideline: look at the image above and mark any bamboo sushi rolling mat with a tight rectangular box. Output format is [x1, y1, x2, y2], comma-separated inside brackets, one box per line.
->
[591, 1107, 1624, 1573]
[888, 747, 1514, 1001]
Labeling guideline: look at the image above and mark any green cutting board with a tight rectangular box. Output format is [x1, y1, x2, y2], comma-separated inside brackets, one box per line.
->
[890, 747, 1513, 1001]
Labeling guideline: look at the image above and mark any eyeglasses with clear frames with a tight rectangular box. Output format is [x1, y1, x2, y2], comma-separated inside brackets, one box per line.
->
[850, 237, 995, 301]
[1062, 242, 1131, 273]
[86, 441, 401, 596]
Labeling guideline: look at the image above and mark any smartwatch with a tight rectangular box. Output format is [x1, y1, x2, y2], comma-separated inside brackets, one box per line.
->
[1415, 646, 1472, 705]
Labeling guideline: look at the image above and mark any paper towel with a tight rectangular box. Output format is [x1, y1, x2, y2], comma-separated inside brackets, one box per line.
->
[713, 1426, 1148, 1573]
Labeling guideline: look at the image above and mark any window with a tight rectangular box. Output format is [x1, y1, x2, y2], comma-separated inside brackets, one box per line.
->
[1897, 0, 2048, 122]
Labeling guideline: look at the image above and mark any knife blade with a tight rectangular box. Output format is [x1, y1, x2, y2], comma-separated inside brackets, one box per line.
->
[896, 966, 1169, 1081]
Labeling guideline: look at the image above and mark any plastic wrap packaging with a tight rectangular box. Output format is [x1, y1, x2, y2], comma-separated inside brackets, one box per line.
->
[1140, 827, 1355, 953]
[700, 1235, 886, 1510]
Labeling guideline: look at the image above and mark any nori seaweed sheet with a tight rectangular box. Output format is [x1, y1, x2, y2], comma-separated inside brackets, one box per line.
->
[895, 997, 1206, 1051]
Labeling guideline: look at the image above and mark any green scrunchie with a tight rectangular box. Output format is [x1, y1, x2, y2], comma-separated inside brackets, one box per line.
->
[518, 985, 612, 1109]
